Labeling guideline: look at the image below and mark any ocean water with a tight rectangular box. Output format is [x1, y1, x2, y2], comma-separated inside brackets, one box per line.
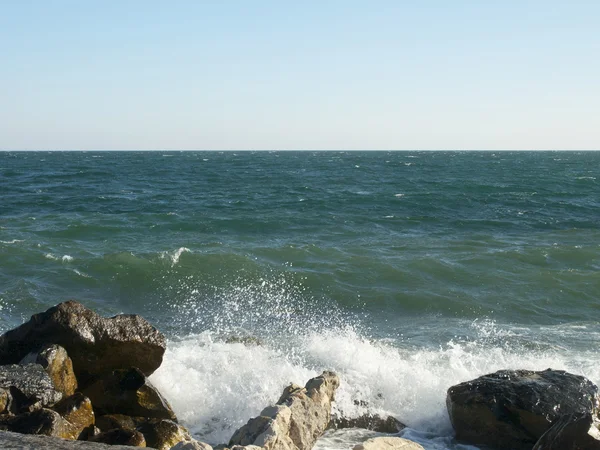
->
[1, 151, 599, 449]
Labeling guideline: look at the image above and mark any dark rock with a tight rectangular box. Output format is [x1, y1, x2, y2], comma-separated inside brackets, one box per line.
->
[96, 414, 141, 433]
[0, 408, 69, 438]
[136, 418, 191, 450]
[0, 364, 63, 413]
[0, 301, 166, 382]
[224, 335, 263, 346]
[82, 367, 176, 420]
[0, 429, 145, 449]
[329, 414, 405, 433]
[21, 344, 78, 397]
[53, 393, 95, 440]
[88, 428, 146, 447]
[229, 371, 340, 450]
[532, 413, 600, 450]
[446, 369, 599, 450]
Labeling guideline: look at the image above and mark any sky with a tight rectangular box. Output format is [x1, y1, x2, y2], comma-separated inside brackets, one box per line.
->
[1, 1, 599, 150]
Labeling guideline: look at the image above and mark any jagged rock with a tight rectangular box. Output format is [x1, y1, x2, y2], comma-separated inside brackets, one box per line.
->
[88, 428, 147, 447]
[224, 335, 263, 346]
[0, 364, 63, 413]
[0, 429, 145, 449]
[229, 371, 340, 450]
[53, 393, 95, 440]
[0, 301, 166, 382]
[21, 344, 78, 397]
[137, 418, 191, 450]
[329, 414, 405, 433]
[532, 413, 600, 450]
[0, 408, 69, 438]
[447, 369, 599, 450]
[170, 440, 214, 450]
[353, 437, 425, 450]
[82, 367, 176, 420]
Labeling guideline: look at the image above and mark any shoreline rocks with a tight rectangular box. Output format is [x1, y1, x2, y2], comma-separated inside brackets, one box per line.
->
[447, 369, 600, 450]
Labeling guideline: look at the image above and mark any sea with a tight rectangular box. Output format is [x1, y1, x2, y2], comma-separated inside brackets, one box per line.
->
[1, 151, 599, 449]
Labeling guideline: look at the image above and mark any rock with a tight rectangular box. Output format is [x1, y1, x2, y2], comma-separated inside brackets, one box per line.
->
[82, 367, 176, 420]
[229, 371, 340, 450]
[137, 419, 191, 450]
[353, 437, 425, 450]
[0, 301, 166, 382]
[88, 428, 147, 447]
[224, 335, 263, 346]
[0, 364, 63, 413]
[532, 413, 600, 450]
[446, 369, 599, 450]
[170, 440, 214, 450]
[53, 393, 95, 440]
[329, 414, 405, 433]
[96, 414, 141, 433]
[21, 344, 78, 397]
[0, 408, 69, 438]
[0, 429, 147, 449]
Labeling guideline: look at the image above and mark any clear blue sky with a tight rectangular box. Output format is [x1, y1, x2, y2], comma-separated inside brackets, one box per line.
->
[1, 1, 598, 150]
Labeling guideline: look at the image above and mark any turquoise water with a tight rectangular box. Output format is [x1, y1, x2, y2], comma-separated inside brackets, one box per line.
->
[1, 151, 599, 449]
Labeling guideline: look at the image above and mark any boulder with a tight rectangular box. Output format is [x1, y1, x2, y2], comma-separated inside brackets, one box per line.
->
[137, 418, 191, 450]
[229, 371, 340, 450]
[446, 369, 599, 450]
[88, 428, 147, 447]
[53, 393, 95, 440]
[21, 344, 78, 397]
[353, 437, 424, 450]
[532, 413, 600, 450]
[0, 301, 166, 382]
[0, 429, 146, 449]
[329, 414, 405, 433]
[0, 364, 63, 413]
[82, 367, 176, 420]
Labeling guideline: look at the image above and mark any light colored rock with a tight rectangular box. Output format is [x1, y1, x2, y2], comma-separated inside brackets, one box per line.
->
[137, 418, 191, 450]
[353, 437, 425, 450]
[21, 344, 78, 397]
[170, 439, 214, 450]
[229, 371, 340, 450]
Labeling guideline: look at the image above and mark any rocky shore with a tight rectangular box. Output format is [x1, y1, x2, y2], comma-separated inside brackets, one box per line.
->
[0, 301, 598, 450]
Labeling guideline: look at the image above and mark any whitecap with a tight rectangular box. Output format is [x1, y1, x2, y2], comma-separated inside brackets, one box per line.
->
[62, 255, 74, 262]
[0, 239, 24, 244]
[161, 247, 191, 266]
[394, 194, 405, 198]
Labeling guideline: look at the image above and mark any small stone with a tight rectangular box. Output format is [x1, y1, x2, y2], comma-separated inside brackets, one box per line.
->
[353, 437, 425, 450]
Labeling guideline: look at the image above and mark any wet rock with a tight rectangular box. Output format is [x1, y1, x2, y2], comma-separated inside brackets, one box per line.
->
[96, 414, 141, 433]
[224, 335, 263, 346]
[82, 367, 176, 420]
[53, 393, 95, 440]
[446, 369, 599, 450]
[353, 437, 424, 450]
[329, 414, 405, 433]
[0, 429, 145, 449]
[0, 408, 69, 438]
[21, 344, 78, 397]
[532, 413, 600, 450]
[137, 418, 191, 450]
[229, 371, 340, 450]
[0, 301, 166, 382]
[0, 364, 63, 413]
[88, 428, 147, 447]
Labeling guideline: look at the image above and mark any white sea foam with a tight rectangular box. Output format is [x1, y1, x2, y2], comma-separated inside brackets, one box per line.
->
[151, 320, 600, 449]
[0, 239, 24, 244]
[161, 247, 191, 266]
[45, 253, 74, 262]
